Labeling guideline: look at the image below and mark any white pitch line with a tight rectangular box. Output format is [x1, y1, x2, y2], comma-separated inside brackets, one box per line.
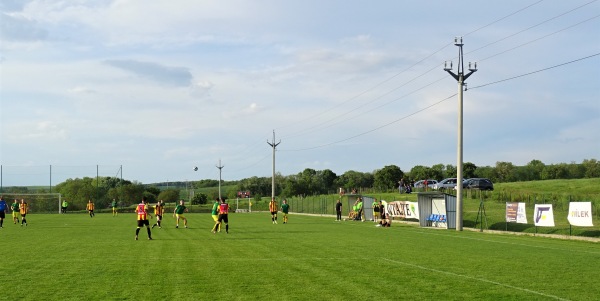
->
[409, 229, 600, 256]
[382, 257, 570, 301]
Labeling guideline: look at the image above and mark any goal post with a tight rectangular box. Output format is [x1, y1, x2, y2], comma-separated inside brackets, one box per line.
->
[1, 193, 62, 214]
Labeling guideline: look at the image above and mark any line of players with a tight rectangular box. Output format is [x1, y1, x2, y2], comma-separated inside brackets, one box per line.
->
[0, 195, 290, 240]
[0, 197, 29, 227]
[133, 197, 232, 240]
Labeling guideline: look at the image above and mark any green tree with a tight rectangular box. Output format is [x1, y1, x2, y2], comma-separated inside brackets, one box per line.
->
[317, 169, 338, 194]
[335, 170, 373, 191]
[408, 165, 430, 181]
[463, 162, 476, 179]
[582, 159, 600, 178]
[145, 186, 161, 197]
[495, 161, 516, 182]
[429, 164, 445, 180]
[525, 159, 545, 181]
[373, 165, 404, 191]
[192, 193, 208, 205]
[55, 177, 97, 210]
[281, 175, 300, 197]
[158, 189, 180, 203]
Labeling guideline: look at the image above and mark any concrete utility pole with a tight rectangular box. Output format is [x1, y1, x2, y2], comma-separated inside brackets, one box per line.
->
[444, 37, 477, 231]
[216, 159, 224, 200]
[267, 130, 281, 201]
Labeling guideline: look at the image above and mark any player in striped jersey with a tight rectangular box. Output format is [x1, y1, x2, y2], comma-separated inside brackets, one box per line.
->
[86, 200, 95, 218]
[19, 199, 28, 226]
[151, 200, 164, 229]
[135, 197, 153, 240]
[269, 198, 278, 224]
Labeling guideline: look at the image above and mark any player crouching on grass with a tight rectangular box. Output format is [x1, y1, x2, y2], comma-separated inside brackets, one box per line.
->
[135, 197, 153, 240]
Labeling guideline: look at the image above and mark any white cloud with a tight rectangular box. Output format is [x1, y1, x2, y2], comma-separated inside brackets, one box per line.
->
[1, 1, 598, 185]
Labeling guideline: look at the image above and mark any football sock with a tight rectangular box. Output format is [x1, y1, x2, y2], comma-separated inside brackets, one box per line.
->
[146, 228, 151, 237]
[136, 228, 140, 236]
[226, 224, 229, 232]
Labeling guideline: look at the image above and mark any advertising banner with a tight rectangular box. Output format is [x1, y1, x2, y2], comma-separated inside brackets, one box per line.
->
[567, 202, 593, 227]
[385, 201, 419, 220]
[506, 202, 528, 224]
[534, 204, 554, 227]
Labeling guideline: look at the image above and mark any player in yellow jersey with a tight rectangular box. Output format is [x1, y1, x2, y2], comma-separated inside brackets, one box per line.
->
[19, 199, 28, 226]
[86, 200, 95, 218]
[135, 197, 153, 240]
[151, 200, 165, 229]
[269, 198, 278, 224]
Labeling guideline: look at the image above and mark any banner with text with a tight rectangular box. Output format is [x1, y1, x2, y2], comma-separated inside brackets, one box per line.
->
[534, 204, 555, 227]
[567, 202, 593, 227]
[385, 201, 419, 220]
[506, 202, 528, 224]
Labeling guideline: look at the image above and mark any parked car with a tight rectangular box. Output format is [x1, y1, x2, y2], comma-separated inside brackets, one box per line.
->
[413, 179, 438, 189]
[433, 178, 464, 191]
[462, 178, 494, 190]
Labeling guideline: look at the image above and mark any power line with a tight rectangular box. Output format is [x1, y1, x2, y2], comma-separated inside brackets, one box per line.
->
[471, 52, 600, 90]
[281, 52, 599, 152]
[477, 14, 600, 62]
[467, 0, 598, 56]
[227, 2, 598, 170]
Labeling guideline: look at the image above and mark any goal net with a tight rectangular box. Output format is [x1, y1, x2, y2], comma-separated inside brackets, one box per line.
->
[1, 193, 62, 214]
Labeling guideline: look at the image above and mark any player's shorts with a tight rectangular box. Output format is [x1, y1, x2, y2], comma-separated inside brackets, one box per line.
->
[212, 214, 219, 222]
[176, 214, 185, 219]
[137, 220, 150, 227]
[270, 211, 277, 215]
[21, 214, 27, 217]
[217, 214, 228, 223]
[282, 212, 288, 215]
[0, 212, 5, 219]
[13, 211, 19, 218]
[374, 212, 379, 218]
[156, 214, 162, 220]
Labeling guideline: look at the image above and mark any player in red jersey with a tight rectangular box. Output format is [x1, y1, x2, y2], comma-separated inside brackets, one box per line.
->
[212, 198, 229, 234]
[135, 197, 153, 240]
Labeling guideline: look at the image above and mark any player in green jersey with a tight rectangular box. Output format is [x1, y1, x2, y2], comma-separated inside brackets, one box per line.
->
[211, 199, 221, 232]
[173, 200, 188, 228]
[281, 199, 290, 224]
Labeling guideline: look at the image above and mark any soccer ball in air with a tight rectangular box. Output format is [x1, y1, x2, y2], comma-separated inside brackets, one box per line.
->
[193, 167, 198, 171]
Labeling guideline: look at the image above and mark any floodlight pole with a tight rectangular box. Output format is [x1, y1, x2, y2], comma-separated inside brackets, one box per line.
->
[267, 130, 281, 201]
[444, 37, 477, 231]
[216, 159, 224, 200]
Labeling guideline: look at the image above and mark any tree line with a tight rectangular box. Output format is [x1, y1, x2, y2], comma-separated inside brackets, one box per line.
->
[1, 158, 597, 211]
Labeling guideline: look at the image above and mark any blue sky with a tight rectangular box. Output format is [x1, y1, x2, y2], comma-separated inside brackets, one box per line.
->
[1, 0, 598, 186]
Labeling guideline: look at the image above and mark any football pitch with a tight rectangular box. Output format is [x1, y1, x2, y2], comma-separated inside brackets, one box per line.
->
[2, 212, 599, 301]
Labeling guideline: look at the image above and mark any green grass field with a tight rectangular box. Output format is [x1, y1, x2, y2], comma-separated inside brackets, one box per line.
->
[2, 212, 599, 300]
